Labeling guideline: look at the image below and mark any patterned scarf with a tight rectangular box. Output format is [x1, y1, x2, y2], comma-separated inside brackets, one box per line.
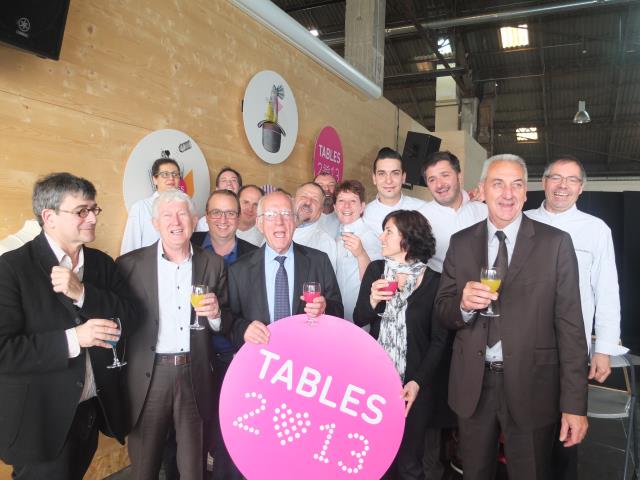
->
[378, 258, 427, 382]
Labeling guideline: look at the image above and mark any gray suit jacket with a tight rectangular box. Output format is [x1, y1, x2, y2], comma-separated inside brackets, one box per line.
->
[116, 242, 231, 428]
[435, 216, 588, 430]
[228, 242, 343, 347]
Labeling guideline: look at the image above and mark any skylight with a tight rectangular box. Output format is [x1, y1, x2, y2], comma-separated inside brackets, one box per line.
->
[500, 24, 529, 49]
[516, 127, 538, 142]
[437, 37, 452, 56]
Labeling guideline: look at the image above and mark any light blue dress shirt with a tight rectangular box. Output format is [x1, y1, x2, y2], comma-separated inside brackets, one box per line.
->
[264, 243, 295, 323]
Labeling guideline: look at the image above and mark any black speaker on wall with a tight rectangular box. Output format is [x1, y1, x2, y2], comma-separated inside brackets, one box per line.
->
[402, 131, 442, 187]
[0, 0, 71, 60]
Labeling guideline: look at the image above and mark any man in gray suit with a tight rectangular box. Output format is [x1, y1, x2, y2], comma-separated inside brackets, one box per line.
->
[229, 191, 343, 346]
[117, 189, 231, 480]
[435, 154, 588, 480]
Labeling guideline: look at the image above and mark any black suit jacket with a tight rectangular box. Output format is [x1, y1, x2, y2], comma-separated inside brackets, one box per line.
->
[116, 243, 231, 428]
[190, 232, 258, 261]
[435, 216, 588, 430]
[0, 232, 134, 465]
[228, 242, 343, 347]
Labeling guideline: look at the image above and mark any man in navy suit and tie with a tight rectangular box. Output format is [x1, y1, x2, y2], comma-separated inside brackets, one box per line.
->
[229, 191, 343, 346]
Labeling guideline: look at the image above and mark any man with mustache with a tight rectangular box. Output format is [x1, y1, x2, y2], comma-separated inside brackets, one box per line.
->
[292, 182, 337, 271]
[314, 172, 340, 238]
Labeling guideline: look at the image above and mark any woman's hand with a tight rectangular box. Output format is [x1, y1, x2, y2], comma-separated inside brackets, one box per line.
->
[401, 380, 420, 417]
[369, 278, 394, 309]
[342, 232, 365, 257]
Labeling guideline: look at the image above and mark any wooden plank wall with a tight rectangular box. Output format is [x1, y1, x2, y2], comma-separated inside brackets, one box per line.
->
[0, 0, 430, 477]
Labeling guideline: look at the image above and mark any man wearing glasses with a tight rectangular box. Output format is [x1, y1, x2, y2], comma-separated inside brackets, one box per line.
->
[526, 155, 626, 480]
[228, 191, 343, 346]
[121, 158, 182, 254]
[0, 172, 134, 479]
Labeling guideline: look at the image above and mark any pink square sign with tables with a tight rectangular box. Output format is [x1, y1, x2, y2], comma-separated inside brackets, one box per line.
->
[220, 314, 405, 479]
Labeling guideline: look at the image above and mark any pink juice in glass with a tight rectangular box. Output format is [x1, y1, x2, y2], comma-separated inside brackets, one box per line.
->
[381, 280, 399, 294]
[303, 291, 321, 303]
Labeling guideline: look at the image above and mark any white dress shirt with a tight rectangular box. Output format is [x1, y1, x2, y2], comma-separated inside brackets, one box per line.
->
[318, 212, 340, 238]
[236, 225, 265, 247]
[418, 191, 488, 273]
[120, 192, 160, 255]
[363, 193, 428, 235]
[526, 203, 627, 355]
[293, 221, 338, 272]
[46, 233, 96, 403]
[335, 218, 382, 321]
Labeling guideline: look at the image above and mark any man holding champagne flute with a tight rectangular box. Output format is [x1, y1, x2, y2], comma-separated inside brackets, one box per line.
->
[117, 189, 230, 480]
[435, 154, 589, 480]
[0, 172, 134, 480]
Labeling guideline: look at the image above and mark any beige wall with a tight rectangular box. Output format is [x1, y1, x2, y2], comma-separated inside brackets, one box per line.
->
[0, 0, 431, 477]
[0, 0, 430, 259]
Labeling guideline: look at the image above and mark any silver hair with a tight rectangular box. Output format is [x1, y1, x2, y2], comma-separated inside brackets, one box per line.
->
[257, 191, 294, 217]
[32, 172, 96, 226]
[152, 189, 196, 219]
[542, 157, 587, 186]
[480, 154, 528, 183]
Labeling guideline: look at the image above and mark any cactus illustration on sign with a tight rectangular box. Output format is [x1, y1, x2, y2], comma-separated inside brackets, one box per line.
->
[258, 84, 287, 153]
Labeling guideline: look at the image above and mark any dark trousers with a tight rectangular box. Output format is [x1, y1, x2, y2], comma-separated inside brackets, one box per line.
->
[128, 362, 204, 480]
[458, 369, 556, 480]
[551, 428, 578, 480]
[12, 398, 100, 480]
[383, 389, 429, 480]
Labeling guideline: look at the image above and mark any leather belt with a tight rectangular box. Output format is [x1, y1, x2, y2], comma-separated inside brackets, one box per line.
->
[485, 361, 504, 373]
[155, 353, 191, 366]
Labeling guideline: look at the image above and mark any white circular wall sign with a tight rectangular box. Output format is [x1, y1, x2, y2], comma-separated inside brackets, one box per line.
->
[122, 129, 210, 215]
[242, 70, 298, 164]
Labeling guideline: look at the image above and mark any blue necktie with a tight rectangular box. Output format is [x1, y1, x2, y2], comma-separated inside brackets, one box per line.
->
[273, 256, 290, 321]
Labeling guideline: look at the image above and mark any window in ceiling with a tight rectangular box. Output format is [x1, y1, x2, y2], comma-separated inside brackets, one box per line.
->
[516, 127, 538, 142]
[437, 37, 452, 56]
[500, 24, 529, 49]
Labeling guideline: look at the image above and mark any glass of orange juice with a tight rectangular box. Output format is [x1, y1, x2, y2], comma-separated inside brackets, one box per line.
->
[479, 267, 502, 317]
[190, 284, 210, 330]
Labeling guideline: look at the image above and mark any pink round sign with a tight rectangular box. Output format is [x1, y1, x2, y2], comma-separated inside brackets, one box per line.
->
[220, 315, 405, 479]
[313, 126, 344, 182]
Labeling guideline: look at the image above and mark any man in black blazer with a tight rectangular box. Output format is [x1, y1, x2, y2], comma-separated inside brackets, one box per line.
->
[436, 155, 588, 480]
[0, 172, 133, 480]
[117, 189, 231, 480]
[229, 191, 343, 346]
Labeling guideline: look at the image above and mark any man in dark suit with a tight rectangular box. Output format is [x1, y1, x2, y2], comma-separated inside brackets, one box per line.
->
[435, 154, 589, 480]
[117, 189, 231, 480]
[229, 191, 343, 346]
[191, 188, 256, 479]
[0, 172, 133, 480]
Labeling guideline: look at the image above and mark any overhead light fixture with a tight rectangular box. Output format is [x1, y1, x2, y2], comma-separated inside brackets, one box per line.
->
[573, 100, 591, 124]
[309, 28, 319, 37]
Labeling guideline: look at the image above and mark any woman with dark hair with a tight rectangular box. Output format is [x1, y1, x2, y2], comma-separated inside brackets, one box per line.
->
[353, 209, 449, 479]
[120, 158, 181, 254]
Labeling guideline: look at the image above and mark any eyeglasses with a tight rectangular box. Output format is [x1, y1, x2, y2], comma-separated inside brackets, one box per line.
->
[155, 171, 181, 179]
[207, 209, 239, 219]
[544, 174, 583, 186]
[57, 206, 103, 218]
[259, 209, 294, 222]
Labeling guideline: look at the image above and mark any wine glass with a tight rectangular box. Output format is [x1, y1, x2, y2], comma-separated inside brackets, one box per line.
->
[106, 317, 126, 369]
[339, 225, 353, 257]
[302, 281, 321, 325]
[378, 273, 398, 320]
[479, 267, 502, 317]
[190, 284, 209, 331]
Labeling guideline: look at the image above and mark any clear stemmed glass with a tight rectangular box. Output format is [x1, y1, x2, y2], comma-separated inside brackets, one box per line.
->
[190, 284, 209, 331]
[302, 281, 321, 325]
[378, 273, 398, 320]
[479, 267, 502, 317]
[339, 225, 353, 257]
[106, 317, 126, 369]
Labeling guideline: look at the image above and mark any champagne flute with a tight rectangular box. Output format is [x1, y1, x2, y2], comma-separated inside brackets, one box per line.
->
[190, 284, 209, 331]
[378, 273, 398, 320]
[339, 225, 353, 257]
[302, 281, 321, 325]
[106, 317, 126, 369]
[479, 267, 502, 317]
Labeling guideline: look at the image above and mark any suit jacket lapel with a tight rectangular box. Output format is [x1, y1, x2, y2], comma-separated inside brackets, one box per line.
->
[471, 222, 488, 276]
[505, 215, 535, 286]
[252, 246, 269, 319]
[140, 243, 160, 324]
[292, 243, 309, 314]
